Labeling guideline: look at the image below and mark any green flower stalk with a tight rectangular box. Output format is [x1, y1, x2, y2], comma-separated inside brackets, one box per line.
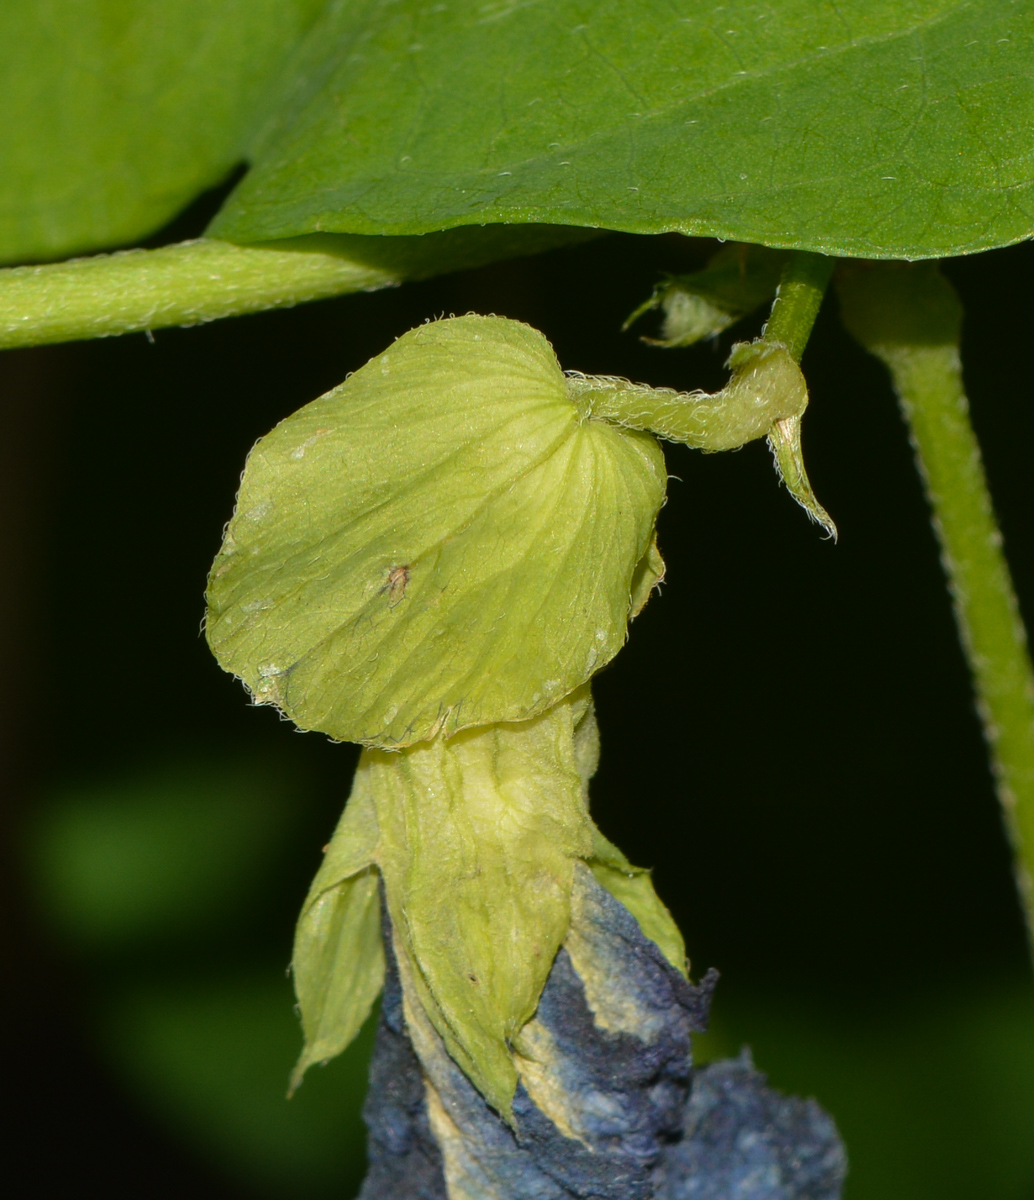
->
[623, 248, 836, 535]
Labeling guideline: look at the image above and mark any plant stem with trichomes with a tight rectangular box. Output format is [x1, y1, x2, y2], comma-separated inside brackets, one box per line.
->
[763, 250, 834, 364]
[839, 261, 1034, 954]
[0, 227, 592, 351]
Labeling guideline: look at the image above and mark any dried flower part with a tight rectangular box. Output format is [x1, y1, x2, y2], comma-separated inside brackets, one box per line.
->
[359, 869, 845, 1200]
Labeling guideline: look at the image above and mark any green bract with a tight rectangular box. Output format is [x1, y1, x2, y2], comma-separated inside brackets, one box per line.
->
[625, 244, 789, 348]
[206, 315, 665, 747]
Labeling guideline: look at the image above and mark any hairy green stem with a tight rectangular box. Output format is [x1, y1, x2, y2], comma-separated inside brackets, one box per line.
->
[567, 340, 806, 452]
[0, 238, 395, 349]
[569, 252, 835, 449]
[0, 226, 595, 351]
[763, 251, 835, 363]
[571, 249, 837, 536]
[839, 263, 1034, 953]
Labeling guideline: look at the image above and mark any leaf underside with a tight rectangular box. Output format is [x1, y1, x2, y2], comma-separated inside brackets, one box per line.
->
[4, 1, 1031, 265]
[209, 0, 1034, 259]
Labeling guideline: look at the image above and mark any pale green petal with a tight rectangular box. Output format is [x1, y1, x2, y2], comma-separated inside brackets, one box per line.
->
[289, 773, 384, 1092]
[206, 314, 665, 748]
[588, 828, 688, 979]
[368, 692, 595, 1121]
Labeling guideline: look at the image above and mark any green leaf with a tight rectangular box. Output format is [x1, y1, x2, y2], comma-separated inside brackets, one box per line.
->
[206, 314, 666, 748]
[210, 0, 1034, 259]
[290, 775, 384, 1093]
[0, 0, 325, 263]
[369, 690, 596, 1121]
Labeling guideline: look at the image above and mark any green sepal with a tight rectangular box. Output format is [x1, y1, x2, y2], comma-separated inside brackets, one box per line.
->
[625, 244, 789, 348]
[289, 775, 385, 1093]
[369, 689, 596, 1123]
[629, 537, 665, 620]
[569, 693, 688, 978]
[588, 828, 688, 979]
[767, 410, 837, 541]
[206, 314, 666, 748]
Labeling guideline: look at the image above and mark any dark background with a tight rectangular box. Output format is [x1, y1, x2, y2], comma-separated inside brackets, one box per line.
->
[2, 193, 1033, 1198]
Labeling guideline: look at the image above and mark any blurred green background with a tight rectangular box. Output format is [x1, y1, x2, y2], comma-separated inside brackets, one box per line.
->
[2, 193, 1032, 1197]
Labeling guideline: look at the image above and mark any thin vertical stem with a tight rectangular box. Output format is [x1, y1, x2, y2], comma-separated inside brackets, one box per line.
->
[839, 262, 1034, 954]
[762, 251, 835, 363]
